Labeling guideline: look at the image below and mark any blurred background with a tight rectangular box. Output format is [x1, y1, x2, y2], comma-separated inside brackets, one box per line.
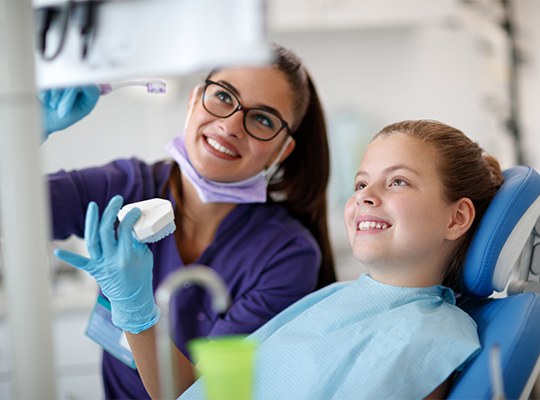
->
[1, 0, 540, 398]
[39, 0, 540, 277]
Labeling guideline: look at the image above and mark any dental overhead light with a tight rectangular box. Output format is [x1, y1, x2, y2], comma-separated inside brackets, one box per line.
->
[32, 0, 271, 88]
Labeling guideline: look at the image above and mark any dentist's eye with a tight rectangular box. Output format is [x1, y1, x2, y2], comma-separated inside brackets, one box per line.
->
[250, 112, 275, 130]
[215, 90, 234, 105]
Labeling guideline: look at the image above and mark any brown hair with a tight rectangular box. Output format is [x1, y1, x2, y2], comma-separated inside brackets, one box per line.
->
[373, 120, 504, 290]
[264, 43, 335, 288]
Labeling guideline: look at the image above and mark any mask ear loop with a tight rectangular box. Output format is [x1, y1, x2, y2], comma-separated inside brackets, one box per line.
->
[265, 135, 293, 182]
[183, 85, 202, 132]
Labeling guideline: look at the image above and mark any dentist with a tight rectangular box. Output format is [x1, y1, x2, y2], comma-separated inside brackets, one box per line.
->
[42, 43, 335, 399]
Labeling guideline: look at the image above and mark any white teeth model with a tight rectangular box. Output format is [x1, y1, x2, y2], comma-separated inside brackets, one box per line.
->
[117, 198, 176, 243]
[357, 221, 389, 231]
[207, 137, 238, 157]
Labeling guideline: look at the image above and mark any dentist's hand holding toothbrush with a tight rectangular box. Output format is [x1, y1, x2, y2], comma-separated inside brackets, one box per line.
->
[38, 79, 166, 140]
[39, 85, 100, 138]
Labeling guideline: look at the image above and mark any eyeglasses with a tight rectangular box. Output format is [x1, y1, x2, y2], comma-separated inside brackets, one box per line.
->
[202, 79, 290, 141]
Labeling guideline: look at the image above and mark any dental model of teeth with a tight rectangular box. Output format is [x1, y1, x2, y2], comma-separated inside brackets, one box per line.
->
[117, 198, 176, 243]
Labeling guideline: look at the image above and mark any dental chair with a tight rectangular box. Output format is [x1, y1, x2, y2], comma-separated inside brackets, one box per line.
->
[448, 166, 540, 400]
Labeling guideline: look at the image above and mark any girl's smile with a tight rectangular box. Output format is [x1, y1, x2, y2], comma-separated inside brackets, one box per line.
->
[354, 215, 391, 233]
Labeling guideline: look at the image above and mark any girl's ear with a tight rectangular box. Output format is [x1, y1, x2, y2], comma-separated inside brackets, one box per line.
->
[446, 198, 475, 241]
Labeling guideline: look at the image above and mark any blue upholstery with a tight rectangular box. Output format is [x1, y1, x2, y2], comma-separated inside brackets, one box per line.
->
[449, 294, 540, 399]
[448, 166, 540, 399]
[462, 166, 540, 296]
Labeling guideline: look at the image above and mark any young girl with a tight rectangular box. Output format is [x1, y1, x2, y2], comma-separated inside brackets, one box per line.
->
[43, 43, 335, 399]
[57, 119, 504, 398]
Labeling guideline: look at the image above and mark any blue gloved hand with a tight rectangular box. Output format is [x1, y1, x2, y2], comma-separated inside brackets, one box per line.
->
[39, 85, 100, 139]
[54, 195, 160, 334]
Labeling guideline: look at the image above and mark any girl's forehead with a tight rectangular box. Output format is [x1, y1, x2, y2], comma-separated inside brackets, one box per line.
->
[368, 134, 432, 155]
[362, 134, 438, 172]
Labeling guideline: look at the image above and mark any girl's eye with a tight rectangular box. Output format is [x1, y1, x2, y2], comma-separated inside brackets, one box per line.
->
[355, 181, 367, 191]
[391, 178, 408, 187]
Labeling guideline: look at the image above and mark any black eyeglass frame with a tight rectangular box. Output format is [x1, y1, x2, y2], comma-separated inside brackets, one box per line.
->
[202, 79, 291, 142]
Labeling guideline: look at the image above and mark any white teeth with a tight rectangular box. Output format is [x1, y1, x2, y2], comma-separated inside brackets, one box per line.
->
[206, 137, 238, 157]
[357, 221, 389, 231]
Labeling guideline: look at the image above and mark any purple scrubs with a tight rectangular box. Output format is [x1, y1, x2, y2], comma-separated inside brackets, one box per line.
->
[48, 158, 321, 399]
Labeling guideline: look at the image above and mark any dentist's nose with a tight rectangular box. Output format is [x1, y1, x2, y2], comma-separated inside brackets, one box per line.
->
[218, 109, 246, 139]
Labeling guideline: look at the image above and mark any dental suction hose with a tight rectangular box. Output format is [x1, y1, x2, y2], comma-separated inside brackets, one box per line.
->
[155, 265, 231, 399]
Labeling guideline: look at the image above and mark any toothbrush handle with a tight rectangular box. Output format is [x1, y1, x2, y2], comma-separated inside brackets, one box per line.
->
[99, 83, 113, 95]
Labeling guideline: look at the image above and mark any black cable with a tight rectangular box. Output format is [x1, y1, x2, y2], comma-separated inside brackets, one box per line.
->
[73, 1, 101, 59]
[34, 7, 56, 56]
[36, 0, 74, 62]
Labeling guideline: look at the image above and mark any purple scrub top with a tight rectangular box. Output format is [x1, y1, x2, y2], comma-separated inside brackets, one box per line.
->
[48, 158, 321, 399]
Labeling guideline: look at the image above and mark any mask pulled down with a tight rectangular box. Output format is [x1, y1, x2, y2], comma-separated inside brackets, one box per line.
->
[165, 134, 291, 204]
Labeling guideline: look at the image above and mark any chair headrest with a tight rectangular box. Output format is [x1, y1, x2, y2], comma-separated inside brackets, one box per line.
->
[462, 166, 540, 297]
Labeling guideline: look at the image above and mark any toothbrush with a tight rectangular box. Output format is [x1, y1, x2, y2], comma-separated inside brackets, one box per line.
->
[99, 79, 167, 95]
[117, 198, 176, 243]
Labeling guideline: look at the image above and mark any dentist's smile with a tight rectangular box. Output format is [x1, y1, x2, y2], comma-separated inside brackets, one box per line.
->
[202, 135, 241, 159]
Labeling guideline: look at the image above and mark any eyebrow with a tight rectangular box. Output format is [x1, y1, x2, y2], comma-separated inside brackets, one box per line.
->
[215, 79, 285, 119]
[216, 80, 241, 97]
[355, 164, 421, 180]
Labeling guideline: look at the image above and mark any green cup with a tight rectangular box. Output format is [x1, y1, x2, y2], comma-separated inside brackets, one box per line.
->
[188, 335, 257, 400]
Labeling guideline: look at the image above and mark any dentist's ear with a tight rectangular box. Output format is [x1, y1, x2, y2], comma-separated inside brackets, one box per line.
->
[277, 136, 296, 163]
[446, 198, 475, 241]
[265, 136, 296, 179]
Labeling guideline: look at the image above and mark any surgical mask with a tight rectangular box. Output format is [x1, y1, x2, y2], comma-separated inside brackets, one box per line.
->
[165, 86, 292, 204]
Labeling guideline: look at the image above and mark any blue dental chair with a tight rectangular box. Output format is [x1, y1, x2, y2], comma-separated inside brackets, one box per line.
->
[448, 166, 540, 399]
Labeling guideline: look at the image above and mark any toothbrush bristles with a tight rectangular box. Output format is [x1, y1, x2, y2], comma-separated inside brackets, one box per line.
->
[147, 81, 167, 94]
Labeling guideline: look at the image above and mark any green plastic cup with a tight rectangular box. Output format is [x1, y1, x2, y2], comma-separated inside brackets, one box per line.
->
[188, 335, 257, 400]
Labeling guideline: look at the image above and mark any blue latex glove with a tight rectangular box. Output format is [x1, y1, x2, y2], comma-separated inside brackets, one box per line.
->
[54, 195, 160, 334]
[39, 85, 100, 139]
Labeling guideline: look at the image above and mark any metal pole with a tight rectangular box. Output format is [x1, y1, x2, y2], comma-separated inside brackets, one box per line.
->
[0, 1, 57, 398]
[155, 265, 230, 399]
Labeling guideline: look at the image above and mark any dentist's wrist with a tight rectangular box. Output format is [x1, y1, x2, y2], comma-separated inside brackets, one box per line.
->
[110, 297, 161, 334]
